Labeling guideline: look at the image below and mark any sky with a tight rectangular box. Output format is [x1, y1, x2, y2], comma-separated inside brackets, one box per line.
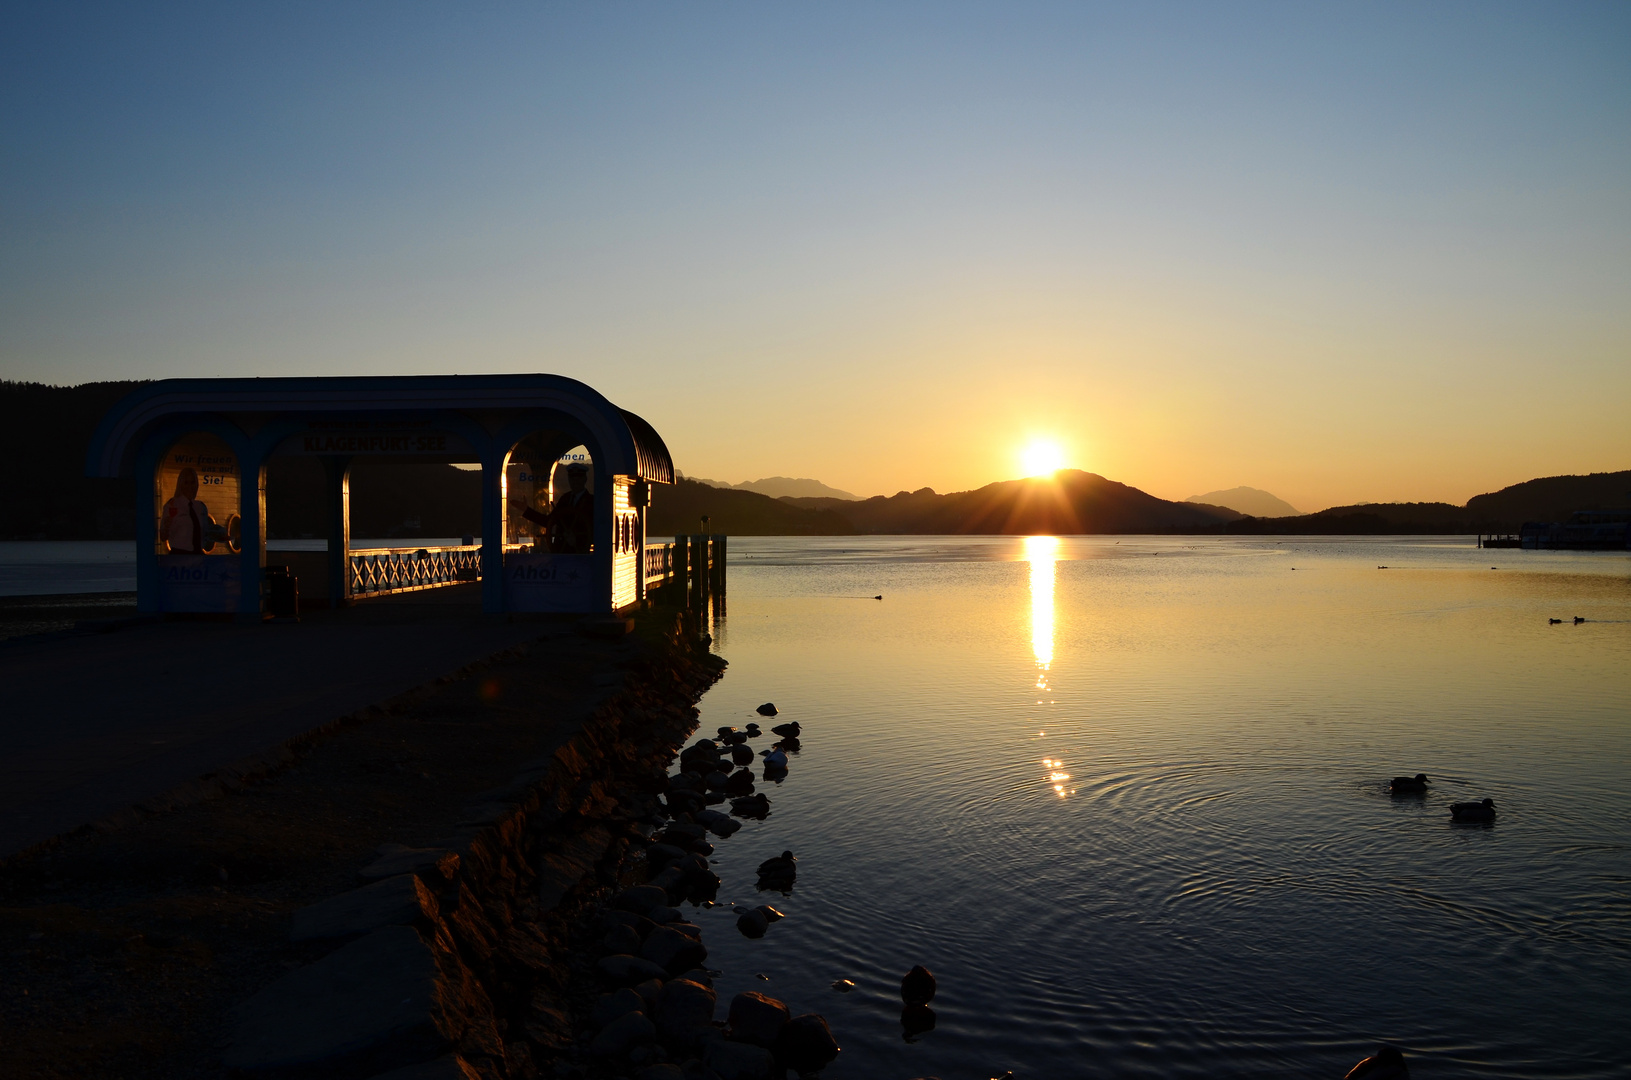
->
[2, 2, 1628, 511]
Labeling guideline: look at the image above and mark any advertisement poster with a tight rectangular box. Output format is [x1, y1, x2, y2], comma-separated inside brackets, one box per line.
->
[155, 433, 240, 556]
[506, 553, 594, 612]
[158, 554, 243, 612]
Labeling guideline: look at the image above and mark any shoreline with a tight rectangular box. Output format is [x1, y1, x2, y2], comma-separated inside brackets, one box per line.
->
[0, 606, 727, 1079]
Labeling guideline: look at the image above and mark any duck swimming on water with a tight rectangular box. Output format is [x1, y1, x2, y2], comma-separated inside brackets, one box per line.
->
[1450, 798, 1496, 823]
[1389, 773, 1428, 792]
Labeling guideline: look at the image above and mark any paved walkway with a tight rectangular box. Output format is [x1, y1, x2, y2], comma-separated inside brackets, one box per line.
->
[0, 586, 552, 858]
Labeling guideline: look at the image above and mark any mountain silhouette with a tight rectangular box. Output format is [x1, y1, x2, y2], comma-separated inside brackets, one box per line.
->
[1187, 486, 1302, 518]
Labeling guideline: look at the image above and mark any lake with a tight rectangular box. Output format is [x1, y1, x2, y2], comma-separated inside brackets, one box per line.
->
[684, 536, 1631, 1079]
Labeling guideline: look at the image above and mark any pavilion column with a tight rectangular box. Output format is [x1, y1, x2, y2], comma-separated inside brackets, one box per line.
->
[235, 452, 268, 623]
[593, 463, 614, 614]
[479, 446, 507, 614]
[322, 455, 352, 608]
[134, 440, 162, 613]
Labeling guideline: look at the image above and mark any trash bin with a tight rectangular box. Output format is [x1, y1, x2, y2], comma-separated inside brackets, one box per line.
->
[263, 565, 299, 620]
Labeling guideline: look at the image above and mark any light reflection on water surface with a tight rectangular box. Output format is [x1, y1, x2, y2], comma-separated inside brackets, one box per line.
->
[687, 536, 1631, 1080]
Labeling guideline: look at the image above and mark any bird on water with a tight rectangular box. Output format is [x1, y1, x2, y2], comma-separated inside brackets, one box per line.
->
[1389, 773, 1428, 792]
[1450, 798, 1496, 823]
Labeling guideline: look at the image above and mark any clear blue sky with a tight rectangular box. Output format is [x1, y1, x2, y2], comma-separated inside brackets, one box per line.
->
[3, 2, 1628, 508]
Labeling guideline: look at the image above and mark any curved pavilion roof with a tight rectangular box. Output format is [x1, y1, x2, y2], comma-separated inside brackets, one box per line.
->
[85, 373, 675, 484]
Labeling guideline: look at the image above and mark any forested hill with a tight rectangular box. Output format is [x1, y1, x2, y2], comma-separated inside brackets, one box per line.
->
[0, 380, 150, 539]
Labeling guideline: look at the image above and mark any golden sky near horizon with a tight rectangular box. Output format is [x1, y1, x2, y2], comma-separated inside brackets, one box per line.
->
[2, 6, 1627, 511]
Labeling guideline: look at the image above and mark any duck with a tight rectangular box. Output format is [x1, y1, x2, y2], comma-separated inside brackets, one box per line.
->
[1389, 773, 1428, 793]
[1345, 1045, 1410, 1079]
[1450, 798, 1496, 823]
[761, 748, 789, 770]
[771, 721, 801, 738]
[900, 964, 937, 1005]
[1574, 616, 1585, 625]
[1549, 618, 1563, 624]
[756, 850, 797, 878]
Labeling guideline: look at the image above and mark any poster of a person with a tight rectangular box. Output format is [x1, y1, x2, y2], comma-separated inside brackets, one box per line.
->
[161, 467, 208, 554]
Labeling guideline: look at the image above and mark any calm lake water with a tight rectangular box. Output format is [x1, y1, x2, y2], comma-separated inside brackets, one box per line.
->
[686, 536, 1631, 1080]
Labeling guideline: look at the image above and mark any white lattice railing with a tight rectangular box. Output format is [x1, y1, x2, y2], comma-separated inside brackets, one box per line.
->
[350, 545, 481, 597]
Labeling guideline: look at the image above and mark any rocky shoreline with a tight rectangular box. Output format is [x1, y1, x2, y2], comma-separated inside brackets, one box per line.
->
[0, 607, 732, 1079]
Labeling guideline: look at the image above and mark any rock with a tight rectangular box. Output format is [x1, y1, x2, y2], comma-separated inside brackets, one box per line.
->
[769, 722, 799, 737]
[661, 823, 707, 845]
[225, 925, 448, 1074]
[678, 967, 715, 988]
[830, 979, 855, 992]
[705, 1038, 776, 1080]
[668, 921, 703, 939]
[744, 723, 761, 736]
[667, 773, 703, 793]
[604, 924, 643, 956]
[591, 1010, 656, 1057]
[636, 1066, 686, 1080]
[648, 905, 684, 924]
[774, 1014, 839, 1073]
[716, 726, 740, 739]
[724, 769, 756, 796]
[598, 954, 670, 985]
[358, 845, 458, 881]
[362, 1055, 482, 1080]
[642, 925, 708, 973]
[730, 794, 770, 819]
[736, 908, 768, 939]
[704, 771, 732, 792]
[680, 1061, 724, 1080]
[648, 843, 688, 866]
[651, 865, 688, 893]
[634, 978, 665, 1007]
[727, 992, 789, 1047]
[695, 810, 742, 838]
[614, 885, 671, 914]
[901, 965, 936, 1005]
[756, 905, 783, 923]
[290, 874, 437, 941]
[604, 910, 658, 939]
[653, 978, 717, 1043]
[729, 744, 756, 766]
[593, 988, 647, 1028]
[756, 703, 778, 716]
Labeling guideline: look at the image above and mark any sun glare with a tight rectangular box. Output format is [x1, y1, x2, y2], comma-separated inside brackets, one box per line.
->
[1020, 439, 1066, 477]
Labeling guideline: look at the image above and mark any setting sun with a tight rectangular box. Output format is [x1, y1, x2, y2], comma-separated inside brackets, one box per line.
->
[1020, 439, 1066, 477]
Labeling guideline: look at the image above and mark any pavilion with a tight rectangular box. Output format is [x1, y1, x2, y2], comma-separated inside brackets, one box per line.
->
[84, 374, 676, 618]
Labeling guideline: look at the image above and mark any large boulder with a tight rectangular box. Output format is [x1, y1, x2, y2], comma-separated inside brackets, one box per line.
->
[774, 1014, 839, 1074]
[598, 954, 670, 985]
[653, 978, 716, 1044]
[642, 925, 708, 974]
[726, 992, 789, 1048]
[590, 1011, 656, 1058]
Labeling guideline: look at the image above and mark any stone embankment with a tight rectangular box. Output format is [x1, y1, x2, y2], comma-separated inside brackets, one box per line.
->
[221, 611, 731, 1080]
[0, 607, 727, 1080]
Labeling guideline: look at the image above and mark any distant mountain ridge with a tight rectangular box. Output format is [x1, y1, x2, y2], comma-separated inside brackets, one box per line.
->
[688, 475, 859, 500]
[1187, 486, 1302, 517]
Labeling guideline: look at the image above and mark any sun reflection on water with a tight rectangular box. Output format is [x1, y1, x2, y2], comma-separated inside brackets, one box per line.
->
[1025, 535, 1059, 685]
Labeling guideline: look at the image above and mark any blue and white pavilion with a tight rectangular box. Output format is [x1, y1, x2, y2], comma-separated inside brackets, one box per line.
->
[85, 374, 675, 617]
